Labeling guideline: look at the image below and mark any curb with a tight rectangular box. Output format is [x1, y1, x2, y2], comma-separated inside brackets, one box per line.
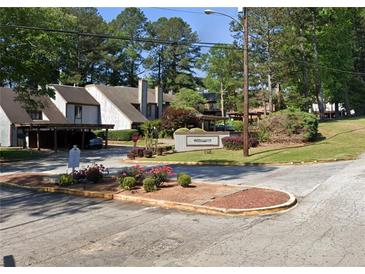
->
[0, 182, 114, 200]
[122, 158, 354, 167]
[113, 186, 297, 217]
[0, 181, 297, 217]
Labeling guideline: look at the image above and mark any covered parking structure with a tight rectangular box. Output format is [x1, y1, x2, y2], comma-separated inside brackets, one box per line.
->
[14, 123, 114, 151]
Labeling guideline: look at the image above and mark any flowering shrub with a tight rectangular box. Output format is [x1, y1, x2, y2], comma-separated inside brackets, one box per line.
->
[148, 166, 173, 187]
[71, 164, 109, 183]
[222, 136, 243, 150]
[118, 165, 146, 184]
[222, 136, 258, 150]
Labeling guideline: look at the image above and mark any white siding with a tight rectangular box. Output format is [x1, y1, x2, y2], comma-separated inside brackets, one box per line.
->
[0, 106, 11, 146]
[66, 104, 99, 124]
[50, 89, 67, 116]
[85, 85, 132, 129]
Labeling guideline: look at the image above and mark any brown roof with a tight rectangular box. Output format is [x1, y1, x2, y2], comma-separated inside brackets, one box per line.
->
[50, 84, 100, 106]
[89, 85, 148, 123]
[0, 87, 68, 124]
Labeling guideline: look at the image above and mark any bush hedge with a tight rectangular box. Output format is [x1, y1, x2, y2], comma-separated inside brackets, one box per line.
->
[222, 136, 259, 150]
[95, 129, 138, 141]
[258, 109, 318, 143]
[189, 128, 206, 133]
[174, 127, 190, 134]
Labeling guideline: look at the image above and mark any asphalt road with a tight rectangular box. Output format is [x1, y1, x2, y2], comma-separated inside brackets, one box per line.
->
[1, 153, 364, 266]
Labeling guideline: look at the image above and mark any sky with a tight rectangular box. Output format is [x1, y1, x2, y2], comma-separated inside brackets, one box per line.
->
[97, 7, 239, 45]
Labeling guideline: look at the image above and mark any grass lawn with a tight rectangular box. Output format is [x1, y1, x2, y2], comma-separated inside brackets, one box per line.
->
[149, 117, 365, 164]
[0, 147, 48, 161]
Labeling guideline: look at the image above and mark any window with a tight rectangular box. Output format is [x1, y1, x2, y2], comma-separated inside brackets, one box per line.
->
[74, 105, 82, 120]
[29, 111, 42, 120]
[147, 104, 152, 117]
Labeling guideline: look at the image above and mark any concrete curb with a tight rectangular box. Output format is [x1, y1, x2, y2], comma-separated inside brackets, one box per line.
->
[0, 182, 114, 200]
[122, 158, 354, 167]
[0, 181, 296, 217]
[113, 187, 297, 217]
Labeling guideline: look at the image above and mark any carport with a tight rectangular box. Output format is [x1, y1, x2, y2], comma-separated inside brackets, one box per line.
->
[14, 123, 114, 151]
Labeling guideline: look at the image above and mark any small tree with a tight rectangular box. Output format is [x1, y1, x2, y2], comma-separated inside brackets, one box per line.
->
[171, 88, 207, 112]
[141, 120, 161, 151]
[161, 107, 199, 136]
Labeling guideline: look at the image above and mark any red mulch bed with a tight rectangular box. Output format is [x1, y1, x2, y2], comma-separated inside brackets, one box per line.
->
[204, 188, 289, 209]
[1, 173, 291, 209]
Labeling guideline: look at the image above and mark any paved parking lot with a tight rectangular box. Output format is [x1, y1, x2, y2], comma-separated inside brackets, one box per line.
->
[1, 153, 364, 266]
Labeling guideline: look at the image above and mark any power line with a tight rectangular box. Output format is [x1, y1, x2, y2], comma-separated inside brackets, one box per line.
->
[2, 24, 363, 76]
[0, 24, 241, 50]
[148, 7, 205, 15]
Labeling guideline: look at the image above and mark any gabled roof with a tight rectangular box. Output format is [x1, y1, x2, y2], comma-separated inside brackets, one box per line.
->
[88, 85, 148, 123]
[202, 92, 218, 103]
[0, 87, 68, 124]
[49, 84, 100, 106]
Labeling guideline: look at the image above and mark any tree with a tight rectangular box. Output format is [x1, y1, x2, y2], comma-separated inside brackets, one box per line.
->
[202, 44, 242, 116]
[106, 8, 149, 86]
[0, 8, 74, 110]
[160, 107, 199, 135]
[145, 17, 201, 93]
[60, 8, 108, 85]
[171, 88, 206, 112]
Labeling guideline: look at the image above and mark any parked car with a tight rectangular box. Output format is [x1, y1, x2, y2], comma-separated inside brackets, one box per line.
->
[216, 124, 235, 131]
[85, 132, 103, 149]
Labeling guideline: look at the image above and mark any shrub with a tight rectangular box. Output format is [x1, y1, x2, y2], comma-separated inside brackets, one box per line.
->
[228, 120, 244, 132]
[222, 136, 243, 150]
[84, 164, 108, 183]
[143, 178, 156, 192]
[107, 129, 138, 141]
[121, 176, 136, 190]
[161, 107, 199, 136]
[143, 149, 153, 158]
[118, 165, 146, 184]
[127, 151, 136, 160]
[222, 136, 258, 150]
[258, 109, 318, 143]
[148, 166, 173, 187]
[178, 174, 191, 187]
[189, 128, 206, 133]
[59, 173, 75, 186]
[174, 127, 190, 134]
[177, 172, 189, 180]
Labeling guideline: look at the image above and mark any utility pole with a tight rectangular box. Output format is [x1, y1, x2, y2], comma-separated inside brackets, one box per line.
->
[243, 7, 249, 157]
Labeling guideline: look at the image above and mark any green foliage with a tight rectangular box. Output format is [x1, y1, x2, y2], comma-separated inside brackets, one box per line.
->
[177, 172, 189, 180]
[59, 174, 75, 186]
[143, 178, 156, 192]
[171, 88, 206, 112]
[142, 120, 161, 150]
[107, 129, 138, 141]
[227, 120, 244, 132]
[177, 174, 192, 187]
[258, 109, 318, 142]
[161, 107, 199, 136]
[121, 176, 136, 190]
[145, 17, 201, 93]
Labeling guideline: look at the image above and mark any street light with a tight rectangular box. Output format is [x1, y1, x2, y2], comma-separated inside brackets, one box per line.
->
[204, 8, 250, 157]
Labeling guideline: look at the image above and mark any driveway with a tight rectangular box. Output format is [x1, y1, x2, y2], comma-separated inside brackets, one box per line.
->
[0, 146, 356, 197]
[1, 153, 364, 266]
